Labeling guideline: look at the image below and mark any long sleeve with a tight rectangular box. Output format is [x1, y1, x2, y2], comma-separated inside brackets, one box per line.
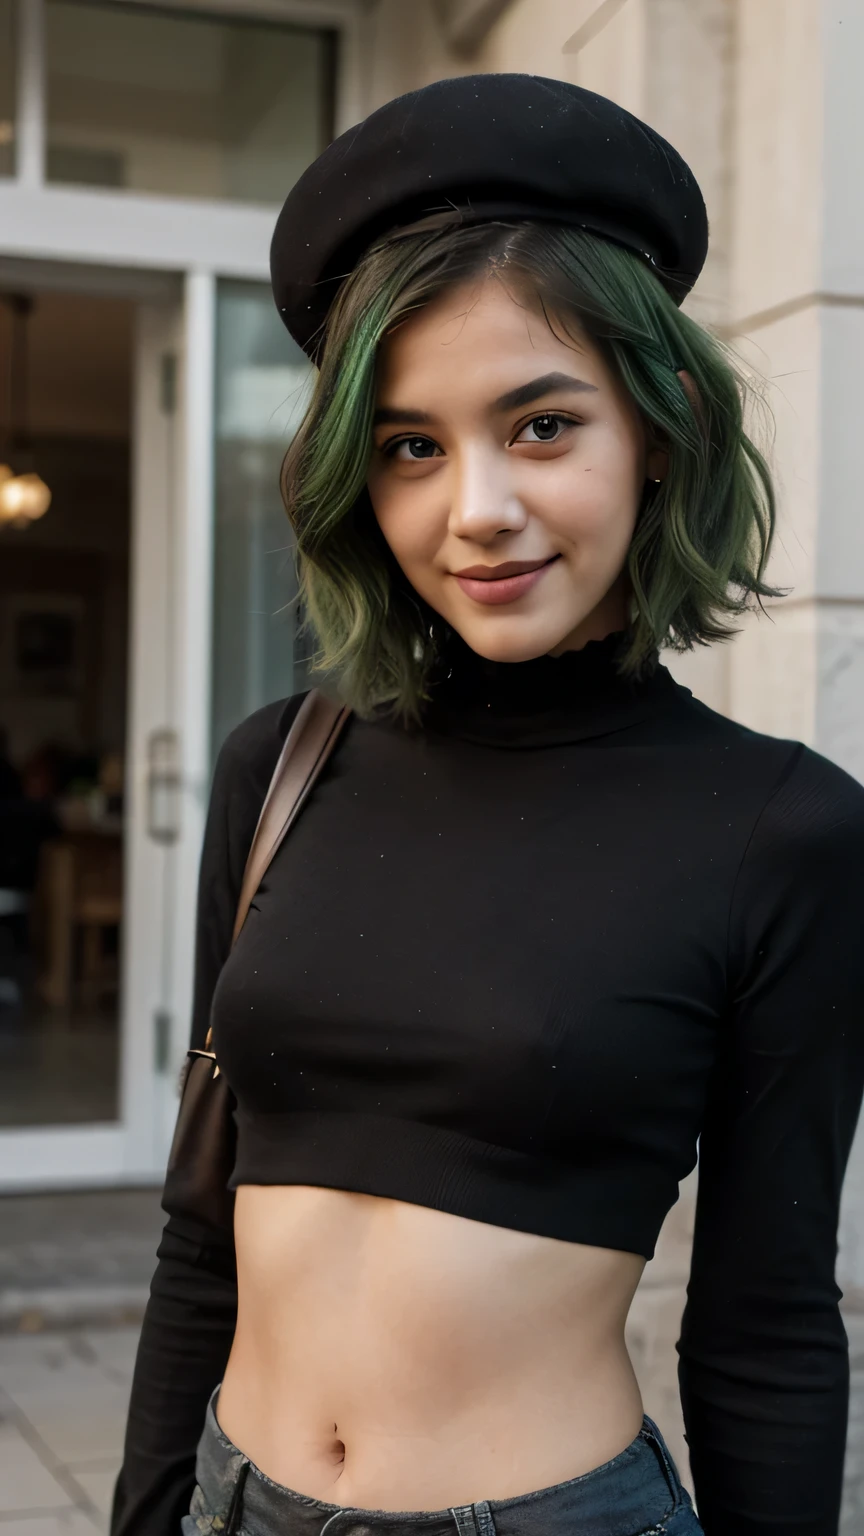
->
[677, 743, 864, 1534]
[110, 695, 303, 1536]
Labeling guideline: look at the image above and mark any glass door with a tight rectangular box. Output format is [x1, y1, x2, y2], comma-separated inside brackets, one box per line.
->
[0, 276, 136, 1181]
[0, 265, 189, 1187]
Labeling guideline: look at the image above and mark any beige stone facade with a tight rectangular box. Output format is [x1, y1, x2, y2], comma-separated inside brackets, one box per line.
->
[352, 0, 864, 1519]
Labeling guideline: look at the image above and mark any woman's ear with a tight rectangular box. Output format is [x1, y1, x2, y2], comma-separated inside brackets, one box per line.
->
[645, 443, 669, 483]
[677, 368, 705, 428]
[644, 370, 703, 485]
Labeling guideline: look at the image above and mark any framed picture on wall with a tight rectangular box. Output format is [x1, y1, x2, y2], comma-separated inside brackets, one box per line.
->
[0, 594, 86, 697]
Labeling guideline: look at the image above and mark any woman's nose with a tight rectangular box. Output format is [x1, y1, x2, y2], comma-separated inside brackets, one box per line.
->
[447, 445, 527, 542]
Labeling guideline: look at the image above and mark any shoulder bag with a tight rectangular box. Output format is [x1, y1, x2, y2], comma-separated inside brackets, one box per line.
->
[161, 690, 352, 1232]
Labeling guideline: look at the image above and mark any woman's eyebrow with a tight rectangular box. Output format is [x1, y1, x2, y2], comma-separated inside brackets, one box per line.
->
[372, 372, 598, 429]
[372, 405, 436, 427]
[493, 372, 599, 412]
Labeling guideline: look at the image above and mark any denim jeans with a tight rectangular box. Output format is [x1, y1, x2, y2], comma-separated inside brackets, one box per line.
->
[182, 1383, 704, 1536]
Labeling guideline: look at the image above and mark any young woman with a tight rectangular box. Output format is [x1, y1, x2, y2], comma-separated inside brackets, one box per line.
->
[112, 75, 864, 1536]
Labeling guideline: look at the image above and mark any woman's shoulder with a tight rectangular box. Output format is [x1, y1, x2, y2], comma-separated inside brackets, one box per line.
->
[751, 737, 864, 868]
[217, 691, 308, 763]
[715, 732, 864, 910]
[666, 691, 864, 879]
[211, 691, 311, 812]
[678, 690, 864, 808]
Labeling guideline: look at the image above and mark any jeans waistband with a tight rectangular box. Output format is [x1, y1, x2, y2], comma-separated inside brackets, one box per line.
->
[188, 1383, 694, 1536]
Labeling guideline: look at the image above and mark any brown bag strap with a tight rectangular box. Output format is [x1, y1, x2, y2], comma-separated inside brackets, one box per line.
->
[231, 689, 351, 947]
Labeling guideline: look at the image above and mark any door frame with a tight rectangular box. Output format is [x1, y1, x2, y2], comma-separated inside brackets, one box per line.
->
[120, 277, 217, 1185]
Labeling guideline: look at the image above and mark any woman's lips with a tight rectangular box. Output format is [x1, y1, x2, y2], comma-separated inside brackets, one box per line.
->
[452, 556, 560, 606]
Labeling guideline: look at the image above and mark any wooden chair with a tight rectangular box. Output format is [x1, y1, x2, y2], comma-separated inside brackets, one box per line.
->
[35, 832, 123, 1012]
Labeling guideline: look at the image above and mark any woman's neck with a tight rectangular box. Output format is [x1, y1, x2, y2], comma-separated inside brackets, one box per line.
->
[420, 627, 682, 749]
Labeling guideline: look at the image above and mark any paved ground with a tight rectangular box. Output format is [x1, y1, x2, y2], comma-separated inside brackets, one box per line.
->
[0, 1190, 158, 1533]
[0, 1324, 138, 1533]
[1, 1186, 863, 1533]
[0, 1189, 163, 1332]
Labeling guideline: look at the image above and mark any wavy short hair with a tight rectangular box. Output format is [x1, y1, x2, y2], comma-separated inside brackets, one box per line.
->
[281, 218, 781, 721]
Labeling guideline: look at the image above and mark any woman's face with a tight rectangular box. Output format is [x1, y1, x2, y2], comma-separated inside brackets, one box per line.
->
[366, 275, 666, 662]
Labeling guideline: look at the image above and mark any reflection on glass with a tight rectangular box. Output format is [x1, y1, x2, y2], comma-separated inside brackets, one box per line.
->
[0, 0, 15, 178]
[212, 280, 315, 762]
[45, 1, 334, 201]
[0, 292, 133, 1129]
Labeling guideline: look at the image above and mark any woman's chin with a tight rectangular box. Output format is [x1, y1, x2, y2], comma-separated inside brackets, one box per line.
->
[447, 615, 584, 666]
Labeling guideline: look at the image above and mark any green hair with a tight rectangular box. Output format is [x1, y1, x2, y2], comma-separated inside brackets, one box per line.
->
[281, 218, 782, 721]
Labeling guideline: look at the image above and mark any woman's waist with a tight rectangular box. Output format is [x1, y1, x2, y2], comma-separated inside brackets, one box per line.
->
[215, 1363, 646, 1511]
[221, 1183, 646, 1507]
[230, 1182, 645, 1344]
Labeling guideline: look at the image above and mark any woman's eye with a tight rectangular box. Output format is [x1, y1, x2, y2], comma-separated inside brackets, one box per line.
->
[385, 436, 441, 461]
[515, 413, 572, 444]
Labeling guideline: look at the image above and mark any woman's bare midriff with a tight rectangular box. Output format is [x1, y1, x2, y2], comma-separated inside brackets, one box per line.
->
[216, 1184, 647, 1513]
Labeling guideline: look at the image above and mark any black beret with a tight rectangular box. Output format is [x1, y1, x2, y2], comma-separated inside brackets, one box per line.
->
[271, 72, 708, 358]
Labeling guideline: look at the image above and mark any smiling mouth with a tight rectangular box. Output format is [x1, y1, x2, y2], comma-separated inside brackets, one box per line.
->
[453, 557, 558, 580]
[452, 555, 561, 606]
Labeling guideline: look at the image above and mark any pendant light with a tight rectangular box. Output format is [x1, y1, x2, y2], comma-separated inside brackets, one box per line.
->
[0, 293, 52, 528]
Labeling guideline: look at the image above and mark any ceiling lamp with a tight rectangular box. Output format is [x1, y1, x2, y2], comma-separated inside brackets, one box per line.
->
[0, 294, 52, 529]
[0, 471, 52, 522]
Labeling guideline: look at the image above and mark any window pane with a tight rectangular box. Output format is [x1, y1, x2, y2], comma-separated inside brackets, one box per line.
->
[0, 0, 14, 177]
[45, 1, 334, 201]
[211, 280, 315, 761]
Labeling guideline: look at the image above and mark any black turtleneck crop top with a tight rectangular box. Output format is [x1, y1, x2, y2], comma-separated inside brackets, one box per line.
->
[112, 633, 864, 1536]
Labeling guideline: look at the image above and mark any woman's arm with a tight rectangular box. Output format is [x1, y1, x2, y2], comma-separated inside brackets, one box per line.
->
[110, 694, 304, 1536]
[677, 742, 864, 1535]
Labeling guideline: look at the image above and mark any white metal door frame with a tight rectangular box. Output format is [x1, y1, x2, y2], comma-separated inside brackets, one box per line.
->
[116, 273, 216, 1183]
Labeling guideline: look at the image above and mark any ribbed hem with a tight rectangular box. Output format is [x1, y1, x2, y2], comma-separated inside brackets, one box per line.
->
[228, 1110, 670, 1259]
